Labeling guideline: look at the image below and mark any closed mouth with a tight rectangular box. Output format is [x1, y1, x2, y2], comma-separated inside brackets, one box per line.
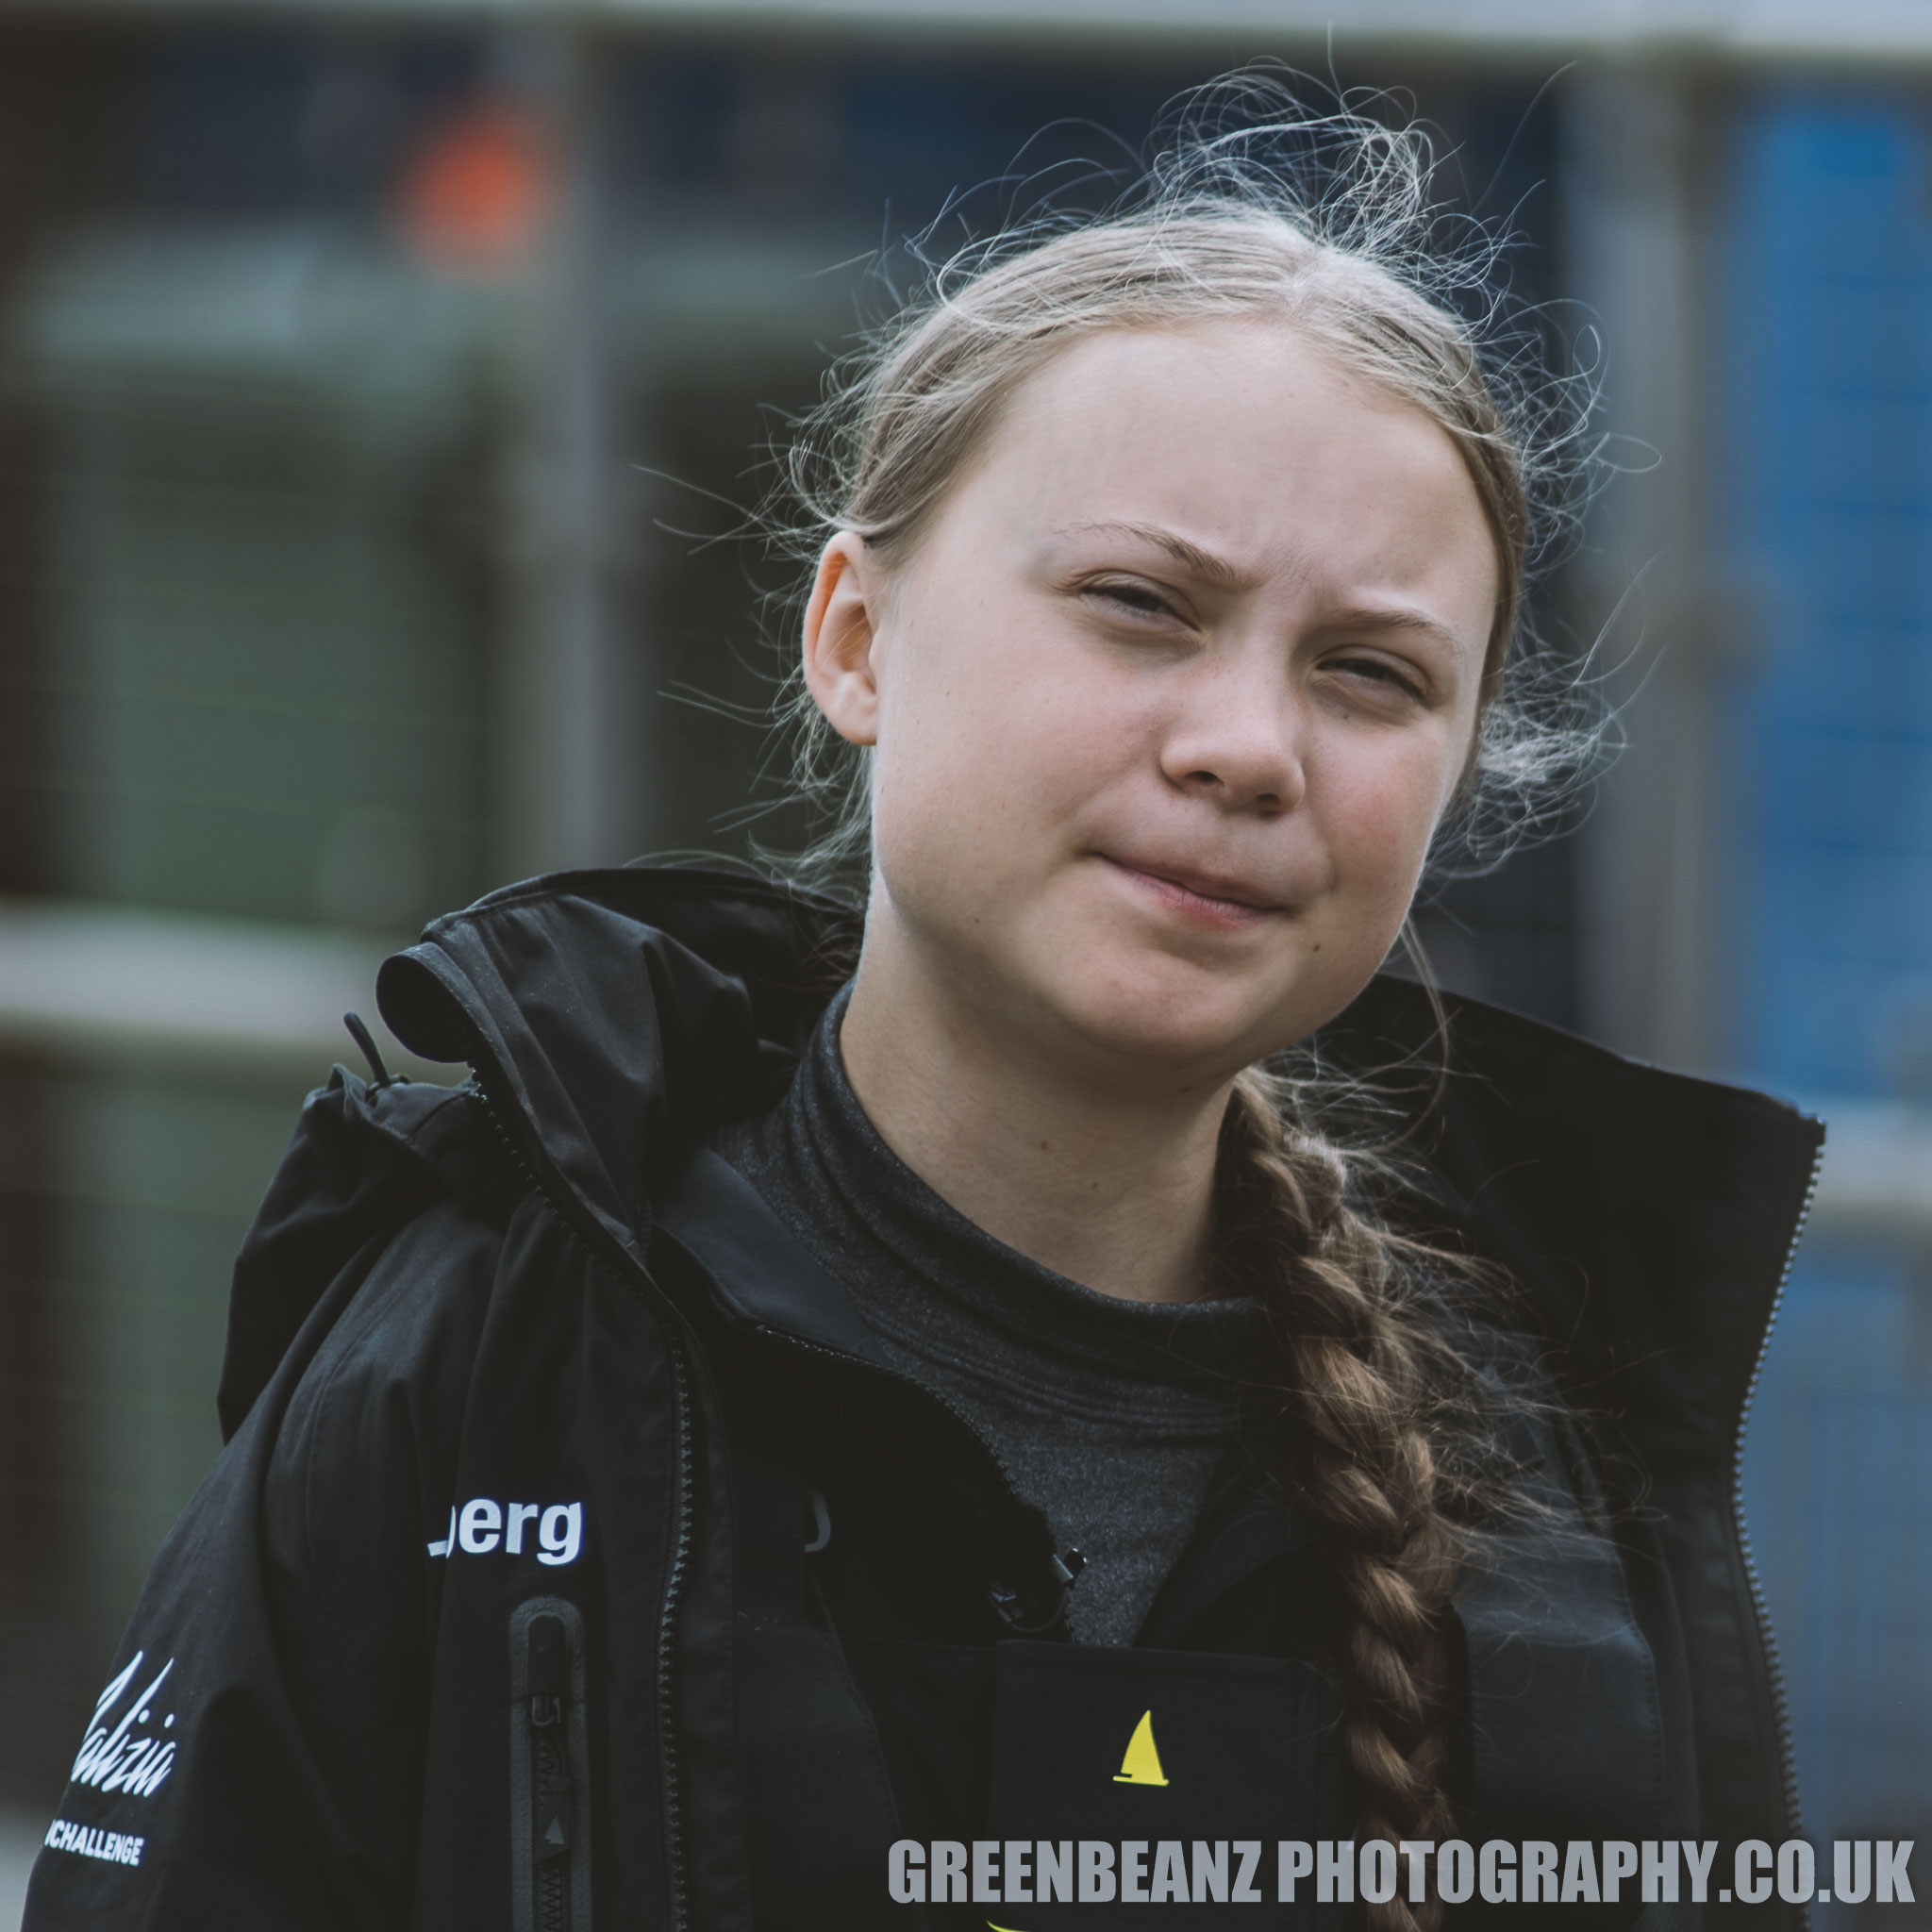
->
[1098, 854, 1285, 919]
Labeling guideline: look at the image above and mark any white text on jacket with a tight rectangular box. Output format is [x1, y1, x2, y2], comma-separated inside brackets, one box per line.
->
[427, 1498, 582, 1565]
[44, 1819, 145, 1867]
[71, 1652, 177, 1799]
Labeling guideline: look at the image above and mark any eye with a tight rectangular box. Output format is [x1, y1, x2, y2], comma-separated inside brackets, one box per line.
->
[1325, 653, 1428, 704]
[1080, 576, 1182, 623]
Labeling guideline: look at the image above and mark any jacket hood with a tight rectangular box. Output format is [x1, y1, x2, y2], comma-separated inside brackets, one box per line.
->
[376, 866, 857, 1278]
[375, 865, 1823, 1460]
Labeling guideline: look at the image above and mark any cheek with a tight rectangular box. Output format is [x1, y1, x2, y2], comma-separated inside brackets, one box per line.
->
[1308, 732, 1457, 911]
[870, 599, 1135, 890]
[869, 622, 1069, 897]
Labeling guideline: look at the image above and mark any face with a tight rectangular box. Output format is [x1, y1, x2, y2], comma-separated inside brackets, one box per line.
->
[805, 319, 1498, 1093]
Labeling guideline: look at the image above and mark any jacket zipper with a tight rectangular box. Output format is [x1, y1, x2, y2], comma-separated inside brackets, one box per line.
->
[472, 1074, 697, 1932]
[656, 1325, 696, 1930]
[511, 1598, 591, 1932]
[1730, 1131, 1824, 1923]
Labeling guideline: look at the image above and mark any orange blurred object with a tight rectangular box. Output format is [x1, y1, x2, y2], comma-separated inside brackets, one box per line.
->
[396, 100, 553, 275]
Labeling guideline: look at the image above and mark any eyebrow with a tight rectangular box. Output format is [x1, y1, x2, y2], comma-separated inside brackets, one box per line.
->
[1313, 606, 1469, 658]
[1057, 522, 1473, 658]
[1053, 520, 1251, 590]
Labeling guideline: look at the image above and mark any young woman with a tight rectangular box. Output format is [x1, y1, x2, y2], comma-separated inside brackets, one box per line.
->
[26, 92, 1821, 1932]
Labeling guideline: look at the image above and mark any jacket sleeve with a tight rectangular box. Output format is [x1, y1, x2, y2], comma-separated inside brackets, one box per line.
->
[22, 1075, 509, 1931]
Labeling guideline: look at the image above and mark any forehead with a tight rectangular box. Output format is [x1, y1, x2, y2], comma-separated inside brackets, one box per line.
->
[946, 319, 1491, 607]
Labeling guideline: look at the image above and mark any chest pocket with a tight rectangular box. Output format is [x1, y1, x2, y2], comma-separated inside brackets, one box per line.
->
[979, 1641, 1348, 1932]
[1455, 1432, 1665, 1888]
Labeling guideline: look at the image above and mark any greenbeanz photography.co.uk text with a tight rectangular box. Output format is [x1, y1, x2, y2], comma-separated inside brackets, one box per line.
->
[888, 1839, 1916, 1908]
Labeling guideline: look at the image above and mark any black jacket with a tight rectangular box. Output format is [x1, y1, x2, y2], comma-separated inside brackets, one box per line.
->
[23, 869, 1824, 1932]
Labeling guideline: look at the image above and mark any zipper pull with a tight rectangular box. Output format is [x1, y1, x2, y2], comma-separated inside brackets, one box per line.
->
[529, 1613, 567, 1729]
[526, 1613, 574, 1860]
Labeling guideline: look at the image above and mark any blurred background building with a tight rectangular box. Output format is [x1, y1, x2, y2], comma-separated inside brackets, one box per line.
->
[1, 0, 1930, 1921]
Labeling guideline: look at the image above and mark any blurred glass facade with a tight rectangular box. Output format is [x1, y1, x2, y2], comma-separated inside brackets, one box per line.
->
[1724, 93, 1932, 1884]
[0, 11, 1926, 1912]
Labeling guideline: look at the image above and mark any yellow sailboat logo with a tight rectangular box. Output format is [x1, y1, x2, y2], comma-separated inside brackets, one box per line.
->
[1111, 1708, 1169, 1786]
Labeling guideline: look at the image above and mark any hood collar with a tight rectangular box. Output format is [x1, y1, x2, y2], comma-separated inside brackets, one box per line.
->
[377, 866, 856, 1275]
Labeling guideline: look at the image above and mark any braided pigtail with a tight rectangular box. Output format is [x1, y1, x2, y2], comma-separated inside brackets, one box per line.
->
[1218, 1066, 1474, 1932]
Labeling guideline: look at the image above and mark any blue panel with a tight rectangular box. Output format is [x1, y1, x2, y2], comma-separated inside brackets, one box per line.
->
[1722, 92, 1932, 1898]
[1723, 94, 1932, 1101]
[1740, 1252, 1932, 1844]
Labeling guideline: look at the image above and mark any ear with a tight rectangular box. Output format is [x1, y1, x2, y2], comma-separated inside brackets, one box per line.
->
[801, 531, 885, 748]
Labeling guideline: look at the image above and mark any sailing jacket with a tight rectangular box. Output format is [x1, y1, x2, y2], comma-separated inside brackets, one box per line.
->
[21, 868, 1824, 1932]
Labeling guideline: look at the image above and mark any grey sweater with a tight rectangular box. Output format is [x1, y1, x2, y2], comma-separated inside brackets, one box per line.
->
[703, 995, 1270, 1644]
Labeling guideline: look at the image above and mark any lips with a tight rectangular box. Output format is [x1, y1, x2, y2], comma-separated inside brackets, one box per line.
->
[1097, 853, 1288, 919]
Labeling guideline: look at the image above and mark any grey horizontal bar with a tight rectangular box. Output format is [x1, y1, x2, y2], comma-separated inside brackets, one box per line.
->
[0, 899, 454, 1089]
[1806, 1101, 1932, 1246]
[3, 899, 1929, 1243]
[9, 0, 1932, 61]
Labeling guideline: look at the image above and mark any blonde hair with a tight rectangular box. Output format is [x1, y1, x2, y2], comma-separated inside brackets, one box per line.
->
[765, 77, 1592, 1932]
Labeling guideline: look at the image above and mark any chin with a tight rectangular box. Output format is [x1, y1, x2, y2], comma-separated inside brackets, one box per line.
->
[1034, 957, 1317, 1083]
[1045, 918, 1394, 1069]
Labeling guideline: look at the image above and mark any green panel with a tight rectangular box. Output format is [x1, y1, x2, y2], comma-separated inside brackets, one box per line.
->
[54, 1070, 307, 1637]
[25, 232, 499, 931]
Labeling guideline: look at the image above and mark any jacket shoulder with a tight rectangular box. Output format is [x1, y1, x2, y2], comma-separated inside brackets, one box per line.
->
[218, 1069, 525, 1441]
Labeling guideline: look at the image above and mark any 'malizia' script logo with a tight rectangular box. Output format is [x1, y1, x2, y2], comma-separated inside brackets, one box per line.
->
[73, 1652, 178, 1799]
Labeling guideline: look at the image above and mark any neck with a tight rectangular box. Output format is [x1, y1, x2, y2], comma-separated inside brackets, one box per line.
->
[838, 928, 1232, 1307]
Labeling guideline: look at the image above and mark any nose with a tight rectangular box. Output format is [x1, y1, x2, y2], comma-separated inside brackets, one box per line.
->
[1156, 656, 1307, 816]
